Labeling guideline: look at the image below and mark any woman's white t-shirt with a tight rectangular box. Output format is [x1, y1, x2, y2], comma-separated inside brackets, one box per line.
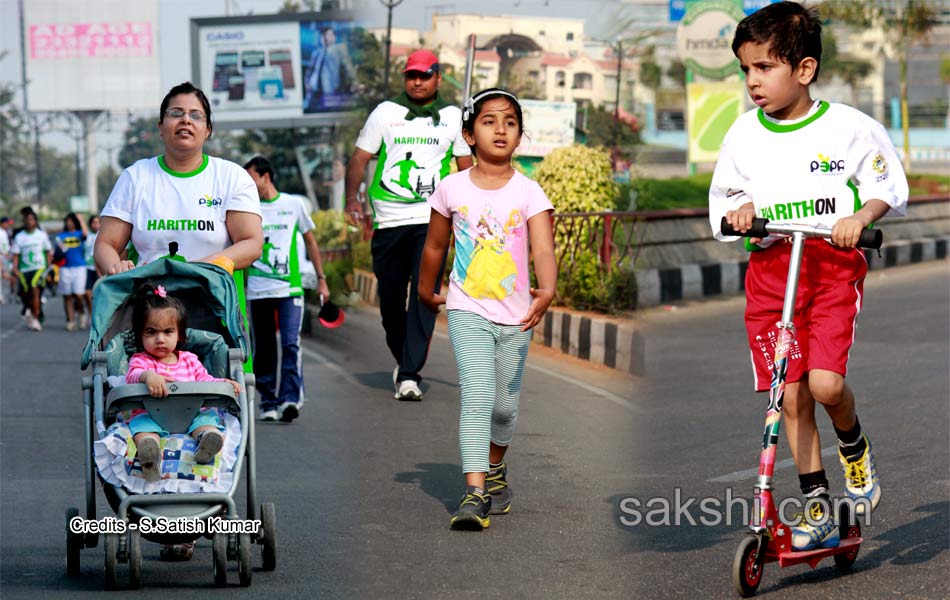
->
[101, 155, 261, 265]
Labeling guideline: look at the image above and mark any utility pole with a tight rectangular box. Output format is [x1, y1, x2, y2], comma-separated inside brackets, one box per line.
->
[380, 0, 404, 95]
[19, 0, 42, 208]
[613, 38, 623, 149]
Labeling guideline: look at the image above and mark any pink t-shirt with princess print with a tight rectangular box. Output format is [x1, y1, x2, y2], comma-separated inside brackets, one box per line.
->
[428, 169, 553, 326]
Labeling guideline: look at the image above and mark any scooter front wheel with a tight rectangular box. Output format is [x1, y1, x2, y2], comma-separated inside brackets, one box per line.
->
[733, 534, 766, 597]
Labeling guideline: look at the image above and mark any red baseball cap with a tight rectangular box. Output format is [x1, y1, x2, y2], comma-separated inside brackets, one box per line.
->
[403, 49, 440, 75]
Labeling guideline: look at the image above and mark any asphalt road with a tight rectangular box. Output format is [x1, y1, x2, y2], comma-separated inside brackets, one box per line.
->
[0, 260, 947, 599]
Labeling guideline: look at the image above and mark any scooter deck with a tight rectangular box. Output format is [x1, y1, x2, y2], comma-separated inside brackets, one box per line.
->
[772, 537, 862, 568]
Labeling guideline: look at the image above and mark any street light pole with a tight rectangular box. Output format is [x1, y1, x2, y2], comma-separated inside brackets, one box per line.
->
[380, 0, 404, 95]
[613, 38, 623, 149]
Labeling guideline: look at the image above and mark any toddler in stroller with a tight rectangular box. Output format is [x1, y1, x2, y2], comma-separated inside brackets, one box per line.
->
[69, 259, 276, 589]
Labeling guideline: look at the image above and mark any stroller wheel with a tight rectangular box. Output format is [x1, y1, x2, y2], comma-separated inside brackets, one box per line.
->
[238, 532, 252, 587]
[128, 531, 142, 590]
[260, 503, 277, 571]
[212, 533, 227, 587]
[65, 508, 82, 578]
[103, 533, 119, 591]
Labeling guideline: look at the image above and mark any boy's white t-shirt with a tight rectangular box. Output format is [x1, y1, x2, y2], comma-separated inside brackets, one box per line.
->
[101, 155, 261, 265]
[356, 101, 471, 229]
[428, 169, 553, 326]
[709, 101, 908, 247]
[247, 193, 315, 300]
[11, 229, 52, 271]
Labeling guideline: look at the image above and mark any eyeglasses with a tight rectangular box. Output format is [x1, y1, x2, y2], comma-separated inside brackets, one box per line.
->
[164, 108, 206, 122]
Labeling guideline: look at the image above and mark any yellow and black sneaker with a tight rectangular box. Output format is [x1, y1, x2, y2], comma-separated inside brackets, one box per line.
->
[450, 486, 491, 531]
[486, 462, 512, 515]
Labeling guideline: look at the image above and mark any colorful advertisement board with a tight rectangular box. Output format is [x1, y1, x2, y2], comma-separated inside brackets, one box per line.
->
[23, 0, 161, 112]
[686, 81, 746, 163]
[516, 100, 577, 158]
[191, 13, 360, 128]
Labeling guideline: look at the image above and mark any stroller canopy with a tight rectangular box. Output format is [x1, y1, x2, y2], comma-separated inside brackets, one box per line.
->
[81, 260, 248, 370]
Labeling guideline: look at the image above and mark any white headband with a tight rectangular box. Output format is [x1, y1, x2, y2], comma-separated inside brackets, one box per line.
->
[462, 89, 520, 122]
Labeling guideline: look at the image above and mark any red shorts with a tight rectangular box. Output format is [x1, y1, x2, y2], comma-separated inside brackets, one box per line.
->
[745, 239, 867, 392]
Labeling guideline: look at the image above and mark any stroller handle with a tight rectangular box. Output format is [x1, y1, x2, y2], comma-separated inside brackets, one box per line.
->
[720, 217, 883, 249]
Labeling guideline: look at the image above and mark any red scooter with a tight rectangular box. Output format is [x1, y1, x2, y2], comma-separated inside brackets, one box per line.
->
[720, 217, 882, 597]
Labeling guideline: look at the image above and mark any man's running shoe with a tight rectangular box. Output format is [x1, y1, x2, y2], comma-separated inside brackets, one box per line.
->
[278, 402, 299, 423]
[395, 379, 422, 401]
[27, 316, 42, 331]
[486, 462, 512, 514]
[259, 409, 279, 421]
[791, 499, 840, 551]
[79, 313, 89, 329]
[450, 486, 491, 531]
[839, 433, 880, 515]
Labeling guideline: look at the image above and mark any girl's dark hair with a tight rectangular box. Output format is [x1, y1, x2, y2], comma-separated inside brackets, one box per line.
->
[63, 212, 81, 231]
[159, 81, 213, 136]
[88, 214, 99, 227]
[131, 281, 188, 352]
[732, 1, 822, 83]
[461, 88, 525, 151]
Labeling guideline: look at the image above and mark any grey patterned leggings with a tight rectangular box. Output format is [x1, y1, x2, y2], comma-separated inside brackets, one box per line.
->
[447, 310, 532, 474]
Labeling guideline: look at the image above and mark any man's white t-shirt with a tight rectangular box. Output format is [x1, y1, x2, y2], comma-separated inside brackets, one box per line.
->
[355, 101, 470, 229]
[710, 101, 908, 248]
[11, 229, 52, 271]
[247, 193, 315, 300]
[101, 155, 261, 265]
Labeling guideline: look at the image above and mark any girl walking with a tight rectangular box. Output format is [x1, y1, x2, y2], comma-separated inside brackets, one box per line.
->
[418, 88, 556, 530]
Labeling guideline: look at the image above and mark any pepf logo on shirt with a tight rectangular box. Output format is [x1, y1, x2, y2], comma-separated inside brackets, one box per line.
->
[810, 153, 844, 174]
[198, 194, 223, 208]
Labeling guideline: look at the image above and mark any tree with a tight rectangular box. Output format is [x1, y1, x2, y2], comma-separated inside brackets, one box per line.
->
[117, 116, 164, 169]
[821, 0, 940, 171]
[0, 83, 32, 206]
[582, 105, 640, 156]
[820, 30, 873, 107]
[666, 60, 687, 89]
[638, 46, 662, 92]
[941, 55, 950, 127]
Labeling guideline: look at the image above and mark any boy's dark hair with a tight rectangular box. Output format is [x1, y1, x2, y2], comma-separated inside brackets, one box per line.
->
[131, 281, 188, 353]
[159, 81, 213, 136]
[461, 88, 525, 155]
[244, 155, 276, 183]
[732, 1, 822, 83]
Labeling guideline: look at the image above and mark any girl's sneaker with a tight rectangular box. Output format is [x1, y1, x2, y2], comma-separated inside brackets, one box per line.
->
[790, 499, 839, 551]
[839, 433, 880, 515]
[450, 486, 491, 531]
[193, 430, 224, 464]
[486, 463, 512, 514]
[137, 437, 162, 482]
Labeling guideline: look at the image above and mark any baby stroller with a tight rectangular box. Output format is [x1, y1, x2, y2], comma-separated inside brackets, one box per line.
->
[69, 259, 277, 589]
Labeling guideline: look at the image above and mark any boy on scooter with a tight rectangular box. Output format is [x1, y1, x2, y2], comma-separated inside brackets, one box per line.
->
[709, 1, 907, 551]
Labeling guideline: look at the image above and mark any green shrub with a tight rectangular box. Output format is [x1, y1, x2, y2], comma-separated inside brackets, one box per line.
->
[556, 251, 636, 313]
[536, 145, 619, 213]
[632, 173, 713, 210]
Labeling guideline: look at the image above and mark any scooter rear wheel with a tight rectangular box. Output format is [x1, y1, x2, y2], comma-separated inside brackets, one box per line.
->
[835, 504, 861, 570]
[733, 534, 765, 597]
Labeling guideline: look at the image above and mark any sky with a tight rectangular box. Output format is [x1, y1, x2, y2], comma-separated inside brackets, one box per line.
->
[0, 0, 626, 164]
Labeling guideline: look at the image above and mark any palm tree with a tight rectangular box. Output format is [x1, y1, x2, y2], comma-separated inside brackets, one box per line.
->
[822, 0, 940, 172]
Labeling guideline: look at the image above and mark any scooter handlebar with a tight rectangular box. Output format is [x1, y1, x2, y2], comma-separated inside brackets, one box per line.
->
[719, 217, 883, 250]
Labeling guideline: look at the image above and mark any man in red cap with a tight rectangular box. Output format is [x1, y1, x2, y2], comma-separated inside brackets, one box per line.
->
[345, 49, 473, 401]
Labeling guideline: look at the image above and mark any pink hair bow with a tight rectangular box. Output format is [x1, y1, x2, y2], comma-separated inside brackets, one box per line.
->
[154, 285, 167, 298]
